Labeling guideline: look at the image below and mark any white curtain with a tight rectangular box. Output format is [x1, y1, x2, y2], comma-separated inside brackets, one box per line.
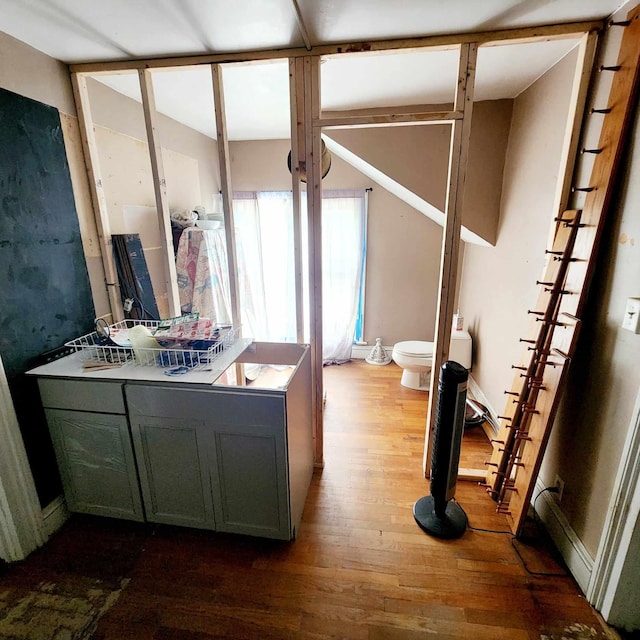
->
[317, 190, 366, 364]
[228, 190, 367, 364]
[234, 191, 296, 342]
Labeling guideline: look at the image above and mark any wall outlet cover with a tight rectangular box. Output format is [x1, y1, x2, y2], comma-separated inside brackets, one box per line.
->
[622, 297, 640, 333]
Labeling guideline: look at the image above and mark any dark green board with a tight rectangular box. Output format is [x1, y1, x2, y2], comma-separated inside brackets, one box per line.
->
[0, 87, 95, 506]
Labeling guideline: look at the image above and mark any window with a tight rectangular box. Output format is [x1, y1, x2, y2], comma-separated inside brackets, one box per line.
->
[233, 189, 368, 362]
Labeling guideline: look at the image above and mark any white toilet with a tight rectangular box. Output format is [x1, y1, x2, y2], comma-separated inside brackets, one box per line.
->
[391, 330, 473, 391]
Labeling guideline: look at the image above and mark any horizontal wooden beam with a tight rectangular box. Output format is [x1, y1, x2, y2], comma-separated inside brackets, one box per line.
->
[317, 110, 462, 128]
[70, 20, 602, 74]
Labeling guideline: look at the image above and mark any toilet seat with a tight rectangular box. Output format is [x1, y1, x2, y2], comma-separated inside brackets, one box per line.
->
[393, 340, 434, 358]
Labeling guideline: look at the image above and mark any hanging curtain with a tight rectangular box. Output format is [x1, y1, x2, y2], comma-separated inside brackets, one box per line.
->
[233, 191, 296, 342]
[175, 227, 232, 323]
[317, 189, 367, 364]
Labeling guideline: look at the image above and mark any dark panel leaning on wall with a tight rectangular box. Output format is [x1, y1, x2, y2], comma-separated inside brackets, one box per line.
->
[0, 87, 95, 507]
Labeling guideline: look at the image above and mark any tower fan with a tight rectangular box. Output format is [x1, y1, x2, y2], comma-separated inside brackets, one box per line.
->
[413, 360, 469, 539]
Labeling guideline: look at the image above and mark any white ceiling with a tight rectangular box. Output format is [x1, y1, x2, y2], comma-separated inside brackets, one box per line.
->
[0, 0, 626, 139]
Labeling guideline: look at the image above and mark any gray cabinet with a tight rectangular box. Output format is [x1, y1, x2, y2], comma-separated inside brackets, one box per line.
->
[127, 384, 293, 539]
[33, 342, 313, 540]
[130, 416, 215, 529]
[45, 408, 144, 521]
[208, 423, 288, 538]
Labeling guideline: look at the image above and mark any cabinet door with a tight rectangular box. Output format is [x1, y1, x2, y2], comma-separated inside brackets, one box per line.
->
[46, 409, 144, 521]
[131, 417, 215, 529]
[207, 424, 290, 539]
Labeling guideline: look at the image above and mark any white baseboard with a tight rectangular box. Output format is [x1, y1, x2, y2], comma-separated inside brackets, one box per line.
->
[351, 344, 392, 359]
[42, 495, 69, 538]
[534, 477, 594, 593]
[467, 378, 593, 594]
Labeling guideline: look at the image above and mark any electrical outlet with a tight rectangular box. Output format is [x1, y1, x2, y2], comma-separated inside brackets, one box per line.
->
[622, 297, 640, 333]
[554, 474, 565, 502]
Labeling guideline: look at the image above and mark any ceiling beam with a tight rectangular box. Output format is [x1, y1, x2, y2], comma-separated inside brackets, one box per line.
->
[317, 109, 462, 129]
[70, 19, 602, 74]
[291, 0, 312, 51]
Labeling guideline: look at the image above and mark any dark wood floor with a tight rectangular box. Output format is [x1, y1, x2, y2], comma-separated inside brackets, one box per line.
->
[1, 361, 613, 639]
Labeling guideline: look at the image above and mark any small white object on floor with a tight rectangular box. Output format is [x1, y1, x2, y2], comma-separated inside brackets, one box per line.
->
[366, 337, 391, 366]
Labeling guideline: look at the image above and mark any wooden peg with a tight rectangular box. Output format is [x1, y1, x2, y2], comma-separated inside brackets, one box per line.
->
[497, 415, 512, 422]
[484, 461, 498, 467]
[544, 250, 564, 255]
[504, 391, 519, 396]
[511, 365, 527, 371]
[519, 338, 536, 344]
[543, 287, 572, 295]
[572, 186, 596, 192]
[581, 148, 603, 154]
[536, 280, 554, 286]
[609, 19, 631, 26]
[599, 65, 622, 71]
[590, 107, 612, 114]
[527, 310, 545, 316]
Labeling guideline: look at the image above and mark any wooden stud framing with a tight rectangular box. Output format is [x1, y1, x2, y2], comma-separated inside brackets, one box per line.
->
[306, 56, 324, 467]
[316, 109, 462, 129]
[69, 20, 602, 74]
[289, 57, 305, 342]
[211, 64, 242, 331]
[138, 69, 180, 318]
[548, 30, 599, 244]
[68, 15, 612, 497]
[423, 43, 477, 477]
[70, 73, 124, 322]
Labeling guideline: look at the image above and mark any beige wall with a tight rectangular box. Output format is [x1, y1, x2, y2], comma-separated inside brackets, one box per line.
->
[0, 32, 75, 115]
[458, 13, 640, 603]
[328, 101, 512, 246]
[229, 104, 510, 345]
[0, 32, 109, 317]
[542, 14, 640, 567]
[457, 49, 578, 415]
[230, 138, 444, 345]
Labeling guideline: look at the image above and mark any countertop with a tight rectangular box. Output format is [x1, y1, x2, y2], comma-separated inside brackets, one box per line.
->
[27, 338, 253, 385]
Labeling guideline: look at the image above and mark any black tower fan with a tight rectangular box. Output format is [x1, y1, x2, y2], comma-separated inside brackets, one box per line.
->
[413, 360, 469, 539]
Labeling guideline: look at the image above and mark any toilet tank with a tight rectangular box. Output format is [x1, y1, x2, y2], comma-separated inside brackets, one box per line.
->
[449, 330, 472, 369]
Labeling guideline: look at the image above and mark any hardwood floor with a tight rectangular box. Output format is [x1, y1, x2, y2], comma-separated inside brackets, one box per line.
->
[1, 361, 613, 639]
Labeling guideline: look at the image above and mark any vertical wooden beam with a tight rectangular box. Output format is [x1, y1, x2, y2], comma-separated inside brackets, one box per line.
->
[548, 30, 599, 245]
[211, 64, 242, 331]
[289, 57, 305, 342]
[423, 43, 478, 476]
[306, 55, 324, 466]
[70, 73, 123, 322]
[138, 69, 180, 318]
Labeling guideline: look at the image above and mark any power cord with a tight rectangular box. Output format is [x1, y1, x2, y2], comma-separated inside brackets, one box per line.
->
[457, 487, 569, 577]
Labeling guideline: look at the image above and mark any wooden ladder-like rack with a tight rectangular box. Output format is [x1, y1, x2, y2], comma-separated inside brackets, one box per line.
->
[485, 5, 640, 535]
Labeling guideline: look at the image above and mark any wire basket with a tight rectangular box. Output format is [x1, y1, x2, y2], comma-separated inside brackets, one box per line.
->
[65, 319, 237, 370]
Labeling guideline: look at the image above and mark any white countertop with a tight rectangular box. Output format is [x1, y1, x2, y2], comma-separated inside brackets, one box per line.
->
[27, 338, 253, 385]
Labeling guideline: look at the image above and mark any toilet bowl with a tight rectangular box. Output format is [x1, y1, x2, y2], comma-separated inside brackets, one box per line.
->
[392, 330, 472, 391]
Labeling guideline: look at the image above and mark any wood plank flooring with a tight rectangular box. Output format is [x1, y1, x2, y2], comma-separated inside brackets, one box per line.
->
[1, 361, 613, 639]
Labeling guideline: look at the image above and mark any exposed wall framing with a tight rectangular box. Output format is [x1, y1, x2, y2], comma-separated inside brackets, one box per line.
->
[70, 16, 605, 496]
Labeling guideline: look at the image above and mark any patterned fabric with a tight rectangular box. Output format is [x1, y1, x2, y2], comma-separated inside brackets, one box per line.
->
[175, 228, 232, 324]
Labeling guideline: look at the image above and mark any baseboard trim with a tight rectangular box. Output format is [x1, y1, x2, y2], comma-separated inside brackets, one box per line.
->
[351, 344, 392, 360]
[534, 477, 594, 593]
[42, 496, 69, 539]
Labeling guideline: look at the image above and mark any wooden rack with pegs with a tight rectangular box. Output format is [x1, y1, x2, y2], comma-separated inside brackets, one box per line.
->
[487, 5, 640, 536]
